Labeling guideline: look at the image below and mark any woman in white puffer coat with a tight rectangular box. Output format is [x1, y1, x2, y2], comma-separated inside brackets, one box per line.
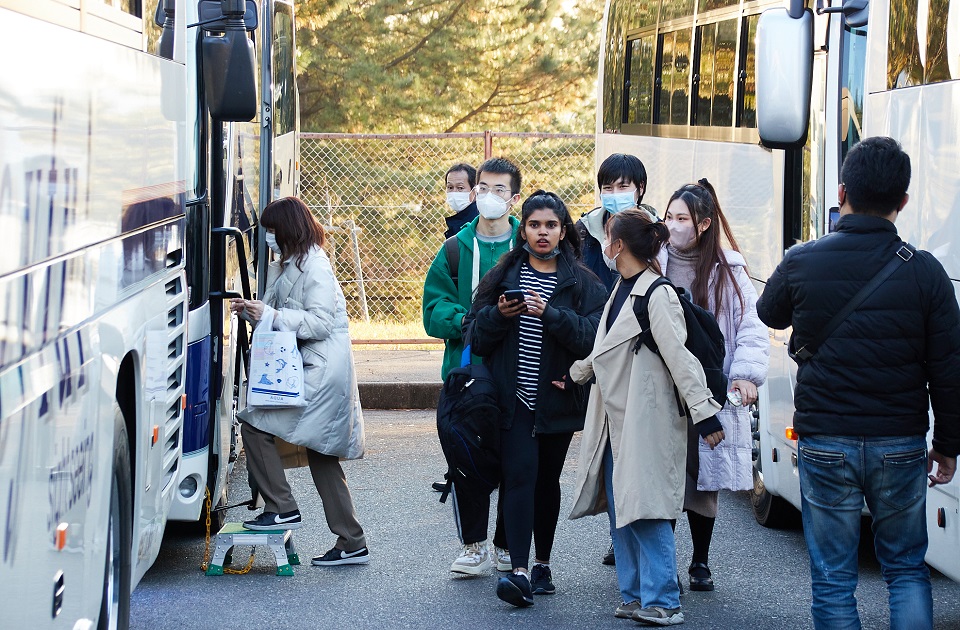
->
[231, 197, 368, 568]
[660, 179, 769, 593]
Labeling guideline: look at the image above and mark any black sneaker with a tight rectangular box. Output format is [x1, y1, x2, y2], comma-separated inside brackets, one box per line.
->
[529, 564, 555, 595]
[602, 542, 616, 566]
[311, 546, 370, 566]
[496, 572, 534, 607]
[242, 510, 302, 531]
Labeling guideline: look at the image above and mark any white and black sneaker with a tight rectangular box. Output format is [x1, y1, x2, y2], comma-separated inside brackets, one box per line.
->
[242, 510, 302, 531]
[311, 545, 370, 566]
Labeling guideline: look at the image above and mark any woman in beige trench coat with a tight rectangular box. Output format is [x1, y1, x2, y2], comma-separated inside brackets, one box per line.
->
[568, 208, 722, 626]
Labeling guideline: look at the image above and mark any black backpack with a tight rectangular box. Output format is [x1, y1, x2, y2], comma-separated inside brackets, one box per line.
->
[436, 357, 502, 502]
[632, 276, 727, 410]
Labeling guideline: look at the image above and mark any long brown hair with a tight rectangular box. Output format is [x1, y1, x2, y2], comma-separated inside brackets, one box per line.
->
[667, 179, 743, 318]
[260, 197, 325, 271]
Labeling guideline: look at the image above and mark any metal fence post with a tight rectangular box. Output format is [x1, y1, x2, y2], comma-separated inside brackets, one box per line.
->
[484, 130, 492, 159]
[343, 219, 369, 323]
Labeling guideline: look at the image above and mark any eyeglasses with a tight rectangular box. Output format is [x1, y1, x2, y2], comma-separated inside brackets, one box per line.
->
[476, 184, 512, 196]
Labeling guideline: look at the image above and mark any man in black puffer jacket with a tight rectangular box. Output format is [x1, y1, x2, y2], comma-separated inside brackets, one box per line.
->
[757, 136, 960, 630]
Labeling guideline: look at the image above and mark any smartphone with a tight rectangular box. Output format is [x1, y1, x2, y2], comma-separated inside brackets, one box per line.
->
[503, 289, 527, 303]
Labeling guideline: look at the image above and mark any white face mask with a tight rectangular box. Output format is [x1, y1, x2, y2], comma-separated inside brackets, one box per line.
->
[666, 220, 697, 250]
[476, 192, 510, 220]
[446, 192, 471, 213]
[265, 232, 282, 256]
[601, 238, 620, 272]
[600, 191, 637, 214]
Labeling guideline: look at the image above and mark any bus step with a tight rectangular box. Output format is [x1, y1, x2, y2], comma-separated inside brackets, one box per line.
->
[205, 522, 300, 576]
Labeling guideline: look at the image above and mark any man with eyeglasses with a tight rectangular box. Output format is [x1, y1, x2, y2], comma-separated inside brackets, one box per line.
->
[423, 157, 522, 577]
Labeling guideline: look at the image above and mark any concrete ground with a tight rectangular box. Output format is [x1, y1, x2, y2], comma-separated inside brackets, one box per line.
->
[135, 409, 960, 630]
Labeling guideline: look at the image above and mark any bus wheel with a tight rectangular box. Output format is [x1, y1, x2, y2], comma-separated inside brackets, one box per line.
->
[751, 466, 800, 529]
[98, 415, 133, 630]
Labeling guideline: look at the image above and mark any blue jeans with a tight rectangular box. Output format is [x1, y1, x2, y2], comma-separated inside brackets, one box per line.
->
[798, 435, 931, 630]
[603, 442, 680, 609]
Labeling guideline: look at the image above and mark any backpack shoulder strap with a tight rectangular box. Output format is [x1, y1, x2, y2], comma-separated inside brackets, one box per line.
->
[444, 235, 460, 289]
[632, 275, 674, 354]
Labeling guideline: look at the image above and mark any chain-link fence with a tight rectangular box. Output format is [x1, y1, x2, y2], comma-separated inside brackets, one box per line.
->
[299, 132, 596, 324]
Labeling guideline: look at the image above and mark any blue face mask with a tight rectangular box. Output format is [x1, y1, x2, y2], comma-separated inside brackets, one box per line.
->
[600, 191, 637, 214]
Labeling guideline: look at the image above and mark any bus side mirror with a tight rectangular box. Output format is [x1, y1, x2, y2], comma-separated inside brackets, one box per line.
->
[200, 0, 257, 121]
[755, 7, 814, 149]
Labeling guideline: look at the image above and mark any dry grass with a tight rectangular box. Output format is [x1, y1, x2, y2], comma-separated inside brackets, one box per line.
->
[348, 319, 444, 351]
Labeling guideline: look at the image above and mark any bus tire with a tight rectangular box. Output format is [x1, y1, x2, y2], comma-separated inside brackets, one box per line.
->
[98, 415, 133, 630]
[751, 466, 800, 529]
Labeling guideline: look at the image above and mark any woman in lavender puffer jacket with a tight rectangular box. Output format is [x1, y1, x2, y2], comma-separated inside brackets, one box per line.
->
[659, 179, 769, 593]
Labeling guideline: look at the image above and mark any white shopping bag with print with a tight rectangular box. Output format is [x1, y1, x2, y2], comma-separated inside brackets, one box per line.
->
[247, 309, 306, 407]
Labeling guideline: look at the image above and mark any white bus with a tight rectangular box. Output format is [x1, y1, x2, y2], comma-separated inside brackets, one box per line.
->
[596, 0, 960, 581]
[0, 1, 299, 628]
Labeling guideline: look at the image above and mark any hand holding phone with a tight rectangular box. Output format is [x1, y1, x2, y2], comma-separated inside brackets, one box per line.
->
[503, 289, 526, 303]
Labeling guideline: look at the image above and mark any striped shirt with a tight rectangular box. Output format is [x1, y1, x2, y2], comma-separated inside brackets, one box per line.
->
[516, 263, 558, 410]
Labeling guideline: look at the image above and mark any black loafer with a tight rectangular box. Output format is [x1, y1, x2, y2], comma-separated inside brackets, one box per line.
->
[689, 561, 714, 591]
[496, 573, 534, 607]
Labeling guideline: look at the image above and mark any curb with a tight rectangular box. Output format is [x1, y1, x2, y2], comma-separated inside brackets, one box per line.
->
[358, 382, 441, 410]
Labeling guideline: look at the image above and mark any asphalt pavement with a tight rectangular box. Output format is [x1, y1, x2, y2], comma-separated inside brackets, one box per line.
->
[132, 409, 960, 630]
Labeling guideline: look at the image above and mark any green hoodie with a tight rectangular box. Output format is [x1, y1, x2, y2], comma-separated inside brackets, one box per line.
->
[422, 216, 521, 379]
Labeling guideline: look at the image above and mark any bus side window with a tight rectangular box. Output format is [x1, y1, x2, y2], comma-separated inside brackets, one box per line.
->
[626, 36, 656, 125]
[737, 14, 760, 128]
[659, 29, 692, 125]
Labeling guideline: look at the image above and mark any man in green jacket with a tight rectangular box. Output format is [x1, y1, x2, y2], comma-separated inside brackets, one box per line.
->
[422, 157, 521, 576]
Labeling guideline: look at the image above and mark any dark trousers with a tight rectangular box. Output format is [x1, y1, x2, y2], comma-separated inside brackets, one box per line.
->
[501, 399, 574, 571]
[451, 479, 508, 548]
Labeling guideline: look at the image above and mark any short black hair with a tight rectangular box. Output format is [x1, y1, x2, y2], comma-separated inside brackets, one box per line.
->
[840, 136, 911, 216]
[597, 153, 648, 202]
[477, 157, 521, 195]
[445, 162, 476, 189]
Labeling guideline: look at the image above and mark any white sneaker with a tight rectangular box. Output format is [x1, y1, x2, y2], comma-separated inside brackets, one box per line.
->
[494, 546, 511, 572]
[450, 541, 492, 575]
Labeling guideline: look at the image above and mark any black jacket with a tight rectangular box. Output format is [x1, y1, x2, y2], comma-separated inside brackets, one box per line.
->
[444, 201, 479, 239]
[462, 254, 607, 434]
[757, 214, 960, 457]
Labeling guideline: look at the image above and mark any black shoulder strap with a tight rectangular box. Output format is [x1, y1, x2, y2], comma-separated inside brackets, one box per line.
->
[444, 236, 460, 289]
[632, 276, 673, 354]
[632, 276, 673, 322]
[791, 243, 915, 361]
[631, 275, 686, 415]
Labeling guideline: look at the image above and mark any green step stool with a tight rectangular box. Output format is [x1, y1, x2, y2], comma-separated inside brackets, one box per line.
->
[206, 522, 301, 576]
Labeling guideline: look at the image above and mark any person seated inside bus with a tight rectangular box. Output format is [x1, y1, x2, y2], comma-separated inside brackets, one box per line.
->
[577, 153, 658, 294]
[231, 196, 370, 568]
[443, 161, 479, 239]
